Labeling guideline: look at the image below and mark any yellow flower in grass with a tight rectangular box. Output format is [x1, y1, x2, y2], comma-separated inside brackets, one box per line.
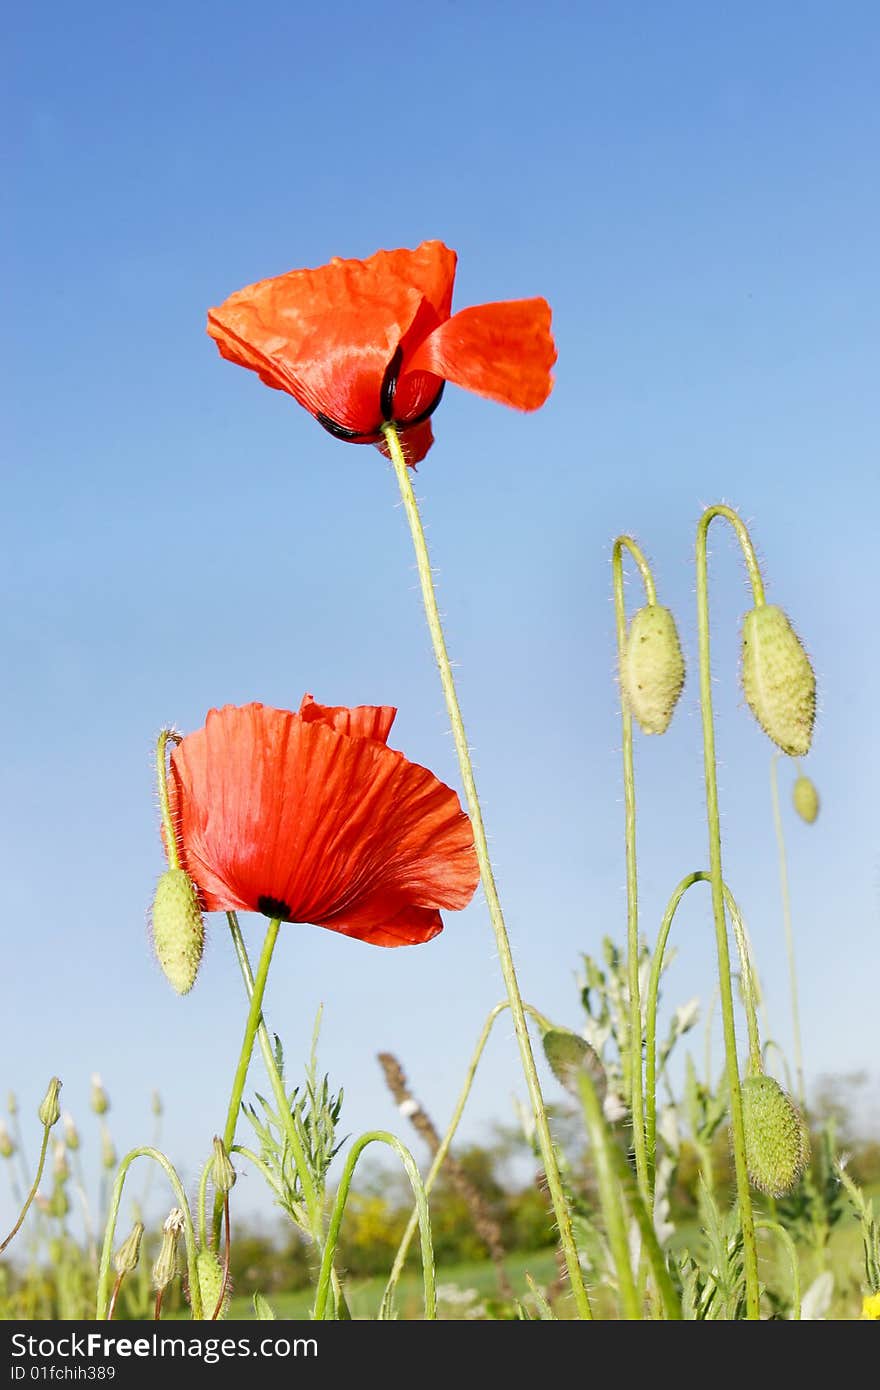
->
[862, 1291, 880, 1319]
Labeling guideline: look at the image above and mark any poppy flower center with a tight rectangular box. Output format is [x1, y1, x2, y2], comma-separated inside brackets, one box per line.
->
[315, 346, 445, 443]
[257, 894, 293, 921]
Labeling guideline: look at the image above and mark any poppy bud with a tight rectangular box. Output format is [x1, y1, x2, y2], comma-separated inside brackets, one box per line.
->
[792, 775, 820, 824]
[150, 868, 205, 996]
[90, 1074, 109, 1116]
[114, 1221, 145, 1276]
[740, 605, 816, 757]
[621, 604, 686, 735]
[152, 1209, 185, 1291]
[211, 1137, 236, 1195]
[741, 1074, 810, 1196]
[38, 1078, 62, 1129]
[541, 1028, 607, 1101]
[192, 1248, 230, 1320]
[0, 1123, 14, 1159]
[63, 1114, 80, 1152]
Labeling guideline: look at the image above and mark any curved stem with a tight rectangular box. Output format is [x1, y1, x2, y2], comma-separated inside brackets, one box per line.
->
[313, 1132, 435, 1321]
[95, 1148, 202, 1320]
[221, 917, 282, 1159]
[230, 1145, 283, 1196]
[696, 505, 761, 1318]
[770, 753, 805, 1104]
[383, 423, 591, 1319]
[699, 504, 766, 606]
[0, 1123, 51, 1256]
[612, 536, 655, 1200]
[213, 1193, 231, 1320]
[756, 1218, 801, 1319]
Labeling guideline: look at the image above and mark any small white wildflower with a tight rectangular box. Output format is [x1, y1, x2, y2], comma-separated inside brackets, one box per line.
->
[398, 1099, 419, 1119]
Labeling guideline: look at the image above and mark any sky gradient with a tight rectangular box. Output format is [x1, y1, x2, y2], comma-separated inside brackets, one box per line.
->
[3, 1, 878, 1234]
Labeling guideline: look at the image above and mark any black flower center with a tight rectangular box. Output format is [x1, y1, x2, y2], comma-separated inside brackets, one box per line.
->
[315, 346, 445, 442]
[257, 895, 293, 921]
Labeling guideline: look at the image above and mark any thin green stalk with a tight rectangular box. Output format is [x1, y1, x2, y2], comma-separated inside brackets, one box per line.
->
[756, 1219, 801, 1319]
[155, 729, 182, 870]
[95, 1148, 202, 1319]
[612, 536, 655, 1200]
[0, 1123, 51, 1255]
[383, 423, 591, 1319]
[696, 504, 761, 1318]
[770, 753, 805, 1104]
[313, 1132, 435, 1321]
[725, 890, 762, 1073]
[577, 1073, 641, 1319]
[221, 917, 282, 1158]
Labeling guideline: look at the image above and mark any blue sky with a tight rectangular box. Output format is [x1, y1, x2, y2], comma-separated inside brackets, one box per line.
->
[3, 2, 878, 1235]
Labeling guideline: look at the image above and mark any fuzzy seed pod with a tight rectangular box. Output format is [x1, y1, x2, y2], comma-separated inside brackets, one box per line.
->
[542, 1028, 607, 1101]
[193, 1248, 231, 1320]
[38, 1078, 62, 1129]
[151, 868, 205, 996]
[741, 1074, 810, 1197]
[792, 775, 820, 824]
[740, 605, 816, 757]
[621, 605, 686, 735]
[114, 1221, 145, 1276]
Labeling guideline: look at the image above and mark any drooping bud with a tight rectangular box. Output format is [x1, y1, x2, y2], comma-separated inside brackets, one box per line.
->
[541, 1027, 607, 1101]
[741, 1074, 810, 1196]
[740, 605, 816, 757]
[0, 1123, 14, 1159]
[114, 1221, 145, 1276]
[62, 1114, 80, 1152]
[152, 1208, 185, 1291]
[792, 775, 820, 825]
[38, 1078, 62, 1129]
[621, 604, 686, 735]
[90, 1075, 109, 1116]
[211, 1137, 236, 1195]
[150, 869, 205, 996]
[192, 1248, 230, 1320]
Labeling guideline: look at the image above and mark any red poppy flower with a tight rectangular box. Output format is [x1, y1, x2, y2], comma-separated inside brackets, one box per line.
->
[206, 240, 556, 465]
[165, 695, 479, 947]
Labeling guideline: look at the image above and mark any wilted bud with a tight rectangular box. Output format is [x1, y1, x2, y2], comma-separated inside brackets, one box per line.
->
[792, 775, 820, 824]
[90, 1074, 109, 1116]
[192, 1248, 230, 1320]
[114, 1221, 145, 1276]
[53, 1141, 70, 1182]
[541, 1027, 607, 1101]
[152, 1209, 185, 1291]
[151, 1090, 163, 1118]
[0, 1123, 14, 1159]
[211, 1137, 236, 1195]
[62, 1114, 80, 1152]
[621, 604, 686, 735]
[741, 605, 816, 757]
[741, 1074, 810, 1196]
[101, 1128, 117, 1171]
[150, 868, 205, 996]
[38, 1078, 62, 1129]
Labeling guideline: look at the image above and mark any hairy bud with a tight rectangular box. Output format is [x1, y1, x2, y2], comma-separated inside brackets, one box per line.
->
[150, 869, 205, 996]
[792, 775, 820, 824]
[741, 1074, 810, 1196]
[621, 604, 686, 735]
[741, 605, 816, 756]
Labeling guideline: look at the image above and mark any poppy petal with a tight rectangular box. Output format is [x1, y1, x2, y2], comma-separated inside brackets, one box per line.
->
[404, 298, 556, 411]
[169, 704, 478, 944]
[320, 901, 444, 948]
[298, 692, 396, 745]
[377, 418, 435, 467]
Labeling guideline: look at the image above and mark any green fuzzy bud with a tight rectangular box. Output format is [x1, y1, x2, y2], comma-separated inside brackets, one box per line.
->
[90, 1074, 109, 1116]
[741, 1074, 810, 1197]
[542, 1028, 607, 1101]
[211, 1137, 236, 1195]
[192, 1248, 230, 1320]
[0, 1124, 14, 1159]
[792, 775, 820, 824]
[741, 605, 816, 757]
[114, 1221, 145, 1276]
[152, 1209, 184, 1291]
[38, 1078, 62, 1129]
[621, 604, 686, 735]
[151, 868, 205, 996]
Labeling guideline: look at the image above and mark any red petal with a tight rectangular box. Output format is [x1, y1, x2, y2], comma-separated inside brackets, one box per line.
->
[206, 242, 458, 437]
[168, 704, 478, 944]
[298, 693, 396, 745]
[320, 901, 444, 948]
[405, 299, 556, 410]
[376, 418, 435, 467]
